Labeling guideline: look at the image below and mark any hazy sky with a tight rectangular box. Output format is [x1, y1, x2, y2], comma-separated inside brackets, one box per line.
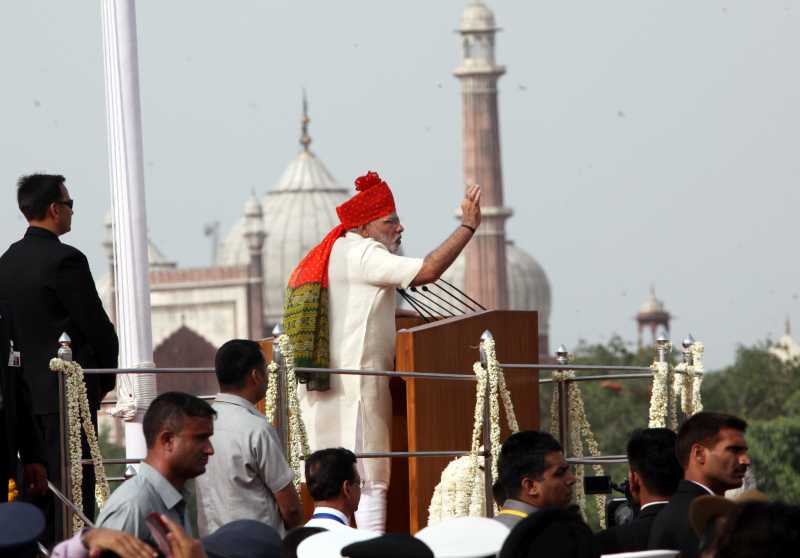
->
[2, 1, 798, 369]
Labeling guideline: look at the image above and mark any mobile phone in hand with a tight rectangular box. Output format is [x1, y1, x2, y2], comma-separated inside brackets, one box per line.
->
[145, 512, 172, 558]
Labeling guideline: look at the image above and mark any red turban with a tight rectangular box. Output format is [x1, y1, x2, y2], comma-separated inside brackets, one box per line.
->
[283, 172, 396, 381]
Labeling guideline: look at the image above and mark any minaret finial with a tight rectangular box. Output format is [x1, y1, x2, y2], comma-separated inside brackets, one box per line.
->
[786, 315, 792, 336]
[300, 89, 312, 152]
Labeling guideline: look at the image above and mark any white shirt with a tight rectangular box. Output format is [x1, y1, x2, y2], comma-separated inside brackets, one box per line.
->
[305, 506, 352, 530]
[687, 480, 715, 495]
[299, 233, 423, 483]
[195, 393, 294, 537]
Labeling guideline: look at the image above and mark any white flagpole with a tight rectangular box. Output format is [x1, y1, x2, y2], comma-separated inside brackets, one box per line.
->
[101, 0, 156, 462]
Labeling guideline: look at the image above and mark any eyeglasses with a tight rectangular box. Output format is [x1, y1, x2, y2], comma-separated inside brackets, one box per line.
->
[55, 199, 74, 210]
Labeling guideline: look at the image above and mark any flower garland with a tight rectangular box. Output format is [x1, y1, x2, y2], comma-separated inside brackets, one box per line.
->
[648, 361, 671, 428]
[49, 358, 110, 531]
[690, 342, 704, 413]
[7, 479, 18, 502]
[428, 336, 519, 524]
[263, 360, 279, 424]
[275, 334, 311, 491]
[550, 370, 606, 528]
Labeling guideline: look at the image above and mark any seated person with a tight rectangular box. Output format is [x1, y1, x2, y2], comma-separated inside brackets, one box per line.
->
[499, 508, 599, 558]
[305, 448, 362, 530]
[594, 428, 682, 554]
[196, 339, 302, 536]
[495, 431, 576, 528]
[96, 392, 216, 546]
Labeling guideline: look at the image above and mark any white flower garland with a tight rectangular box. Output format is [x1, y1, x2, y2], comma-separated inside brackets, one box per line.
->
[550, 370, 606, 528]
[274, 335, 311, 491]
[428, 337, 518, 524]
[49, 358, 110, 531]
[648, 361, 671, 428]
[263, 360, 279, 424]
[690, 342, 704, 413]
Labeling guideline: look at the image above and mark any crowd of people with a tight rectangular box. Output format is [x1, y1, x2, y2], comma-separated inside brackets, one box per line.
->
[1, 173, 799, 557]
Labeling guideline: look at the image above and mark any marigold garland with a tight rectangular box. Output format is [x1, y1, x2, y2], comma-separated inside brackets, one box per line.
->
[550, 370, 606, 528]
[274, 335, 311, 491]
[428, 336, 518, 524]
[49, 358, 110, 531]
[8, 479, 18, 502]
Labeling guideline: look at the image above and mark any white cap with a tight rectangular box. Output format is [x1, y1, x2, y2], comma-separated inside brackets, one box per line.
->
[415, 517, 510, 558]
[297, 528, 380, 558]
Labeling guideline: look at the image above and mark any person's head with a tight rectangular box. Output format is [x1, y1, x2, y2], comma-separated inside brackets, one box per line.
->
[305, 448, 361, 517]
[714, 501, 800, 558]
[676, 412, 750, 494]
[355, 212, 404, 254]
[492, 479, 507, 508]
[625, 428, 683, 505]
[16, 173, 73, 235]
[215, 339, 268, 400]
[499, 508, 599, 558]
[143, 392, 216, 482]
[498, 430, 575, 510]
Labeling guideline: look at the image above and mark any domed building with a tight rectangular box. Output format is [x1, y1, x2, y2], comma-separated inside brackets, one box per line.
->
[443, 240, 552, 355]
[215, 101, 348, 328]
[635, 287, 671, 348]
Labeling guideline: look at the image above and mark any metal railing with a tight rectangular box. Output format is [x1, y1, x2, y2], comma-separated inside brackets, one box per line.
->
[52, 326, 695, 534]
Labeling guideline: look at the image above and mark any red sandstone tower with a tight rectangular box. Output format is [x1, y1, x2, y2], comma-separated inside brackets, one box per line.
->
[454, 1, 511, 309]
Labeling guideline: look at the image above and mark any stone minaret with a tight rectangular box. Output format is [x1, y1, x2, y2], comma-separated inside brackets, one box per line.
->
[454, 1, 511, 309]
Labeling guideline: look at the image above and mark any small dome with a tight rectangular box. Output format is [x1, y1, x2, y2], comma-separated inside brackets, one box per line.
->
[638, 287, 667, 315]
[243, 193, 262, 218]
[459, 1, 497, 33]
[216, 149, 348, 326]
[442, 240, 551, 334]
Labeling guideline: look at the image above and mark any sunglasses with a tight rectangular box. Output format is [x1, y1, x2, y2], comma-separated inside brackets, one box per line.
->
[55, 199, 74, 210]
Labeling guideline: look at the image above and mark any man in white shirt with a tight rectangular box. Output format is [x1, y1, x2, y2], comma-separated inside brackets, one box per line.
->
[305, 448, 362, 531]
[286, 171, 481, 532]
[196, 339, 303, 536]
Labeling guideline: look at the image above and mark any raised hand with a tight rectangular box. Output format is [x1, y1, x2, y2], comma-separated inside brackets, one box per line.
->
[461, 184, 481, 230]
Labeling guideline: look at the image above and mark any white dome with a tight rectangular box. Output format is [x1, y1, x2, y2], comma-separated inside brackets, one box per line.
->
[638, 287, 667, 315]
[216, 149, 348, 326]
[442, 240, 551, 334]
[459, 1, 497, 32]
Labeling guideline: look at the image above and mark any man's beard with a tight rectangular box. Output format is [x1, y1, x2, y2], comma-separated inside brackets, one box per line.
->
[374, 231, 401, 254]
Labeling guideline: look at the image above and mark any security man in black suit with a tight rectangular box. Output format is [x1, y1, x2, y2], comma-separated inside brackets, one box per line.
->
[648, 412, 750, 558]
[0, 174, 118, 543]
[0, 301, 47, 503]
[594, 428, 682, 554]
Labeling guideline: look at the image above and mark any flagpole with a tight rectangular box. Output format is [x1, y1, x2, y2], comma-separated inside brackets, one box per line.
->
[101, 0, 156, 462]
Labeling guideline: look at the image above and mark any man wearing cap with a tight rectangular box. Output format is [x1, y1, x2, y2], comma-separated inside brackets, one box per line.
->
[594, 428, 683, 554]
[648, 412, 750, 558]
[285, 172, 481, 533]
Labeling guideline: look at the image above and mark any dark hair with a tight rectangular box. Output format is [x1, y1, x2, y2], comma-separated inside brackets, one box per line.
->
[626, 428, 682, 497]
[281, 526, 327, 558]
[676, 412, 748, 468]
[493, 479, 507, 507]
[715, 501, 800, 558]
[499, 431, 563, 500]
[305, 448, 357, 502]
[215, 339, 266, 388]
[143, 391, 216, 448]
[499, 508, 599, 558]
[16, 174, 66, 221]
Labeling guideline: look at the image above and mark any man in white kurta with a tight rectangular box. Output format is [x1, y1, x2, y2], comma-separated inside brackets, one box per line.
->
[291, 171, 482, 533]
[300, 232, 422, 530]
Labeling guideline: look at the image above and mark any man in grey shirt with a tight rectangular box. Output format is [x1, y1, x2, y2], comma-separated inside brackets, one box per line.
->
[196, 339, 302, 536]
[96, 392, 215, 547]
[495, 431, 576, 529]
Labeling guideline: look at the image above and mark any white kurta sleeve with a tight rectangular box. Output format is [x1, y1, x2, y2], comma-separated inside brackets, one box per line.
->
[358, 242, 424, 288]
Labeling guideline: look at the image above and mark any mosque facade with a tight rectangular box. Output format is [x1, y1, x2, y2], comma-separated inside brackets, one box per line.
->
[101, 1, 553, 382]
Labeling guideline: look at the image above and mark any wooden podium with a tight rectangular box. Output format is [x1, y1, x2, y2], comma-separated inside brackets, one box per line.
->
[260, 309, 539, 533]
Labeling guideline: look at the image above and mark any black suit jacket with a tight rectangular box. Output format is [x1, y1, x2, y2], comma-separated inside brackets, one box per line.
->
[0, 302, 46, 481]
[648, 480, 712, 558]
[595, 501, 667, 555]
[0, 227, 118, 414]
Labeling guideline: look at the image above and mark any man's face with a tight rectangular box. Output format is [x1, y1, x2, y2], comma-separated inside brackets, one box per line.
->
[344, 464, 362, 515]
[167, 416, 215, 480]
[363, 212, 404, 254]
[699, 428, 750, 492]
[530, 451, 576, 509]
[55, 184, 73, 234]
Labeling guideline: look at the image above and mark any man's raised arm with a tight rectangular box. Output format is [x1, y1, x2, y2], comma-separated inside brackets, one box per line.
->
[411, 185, 481, 286]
